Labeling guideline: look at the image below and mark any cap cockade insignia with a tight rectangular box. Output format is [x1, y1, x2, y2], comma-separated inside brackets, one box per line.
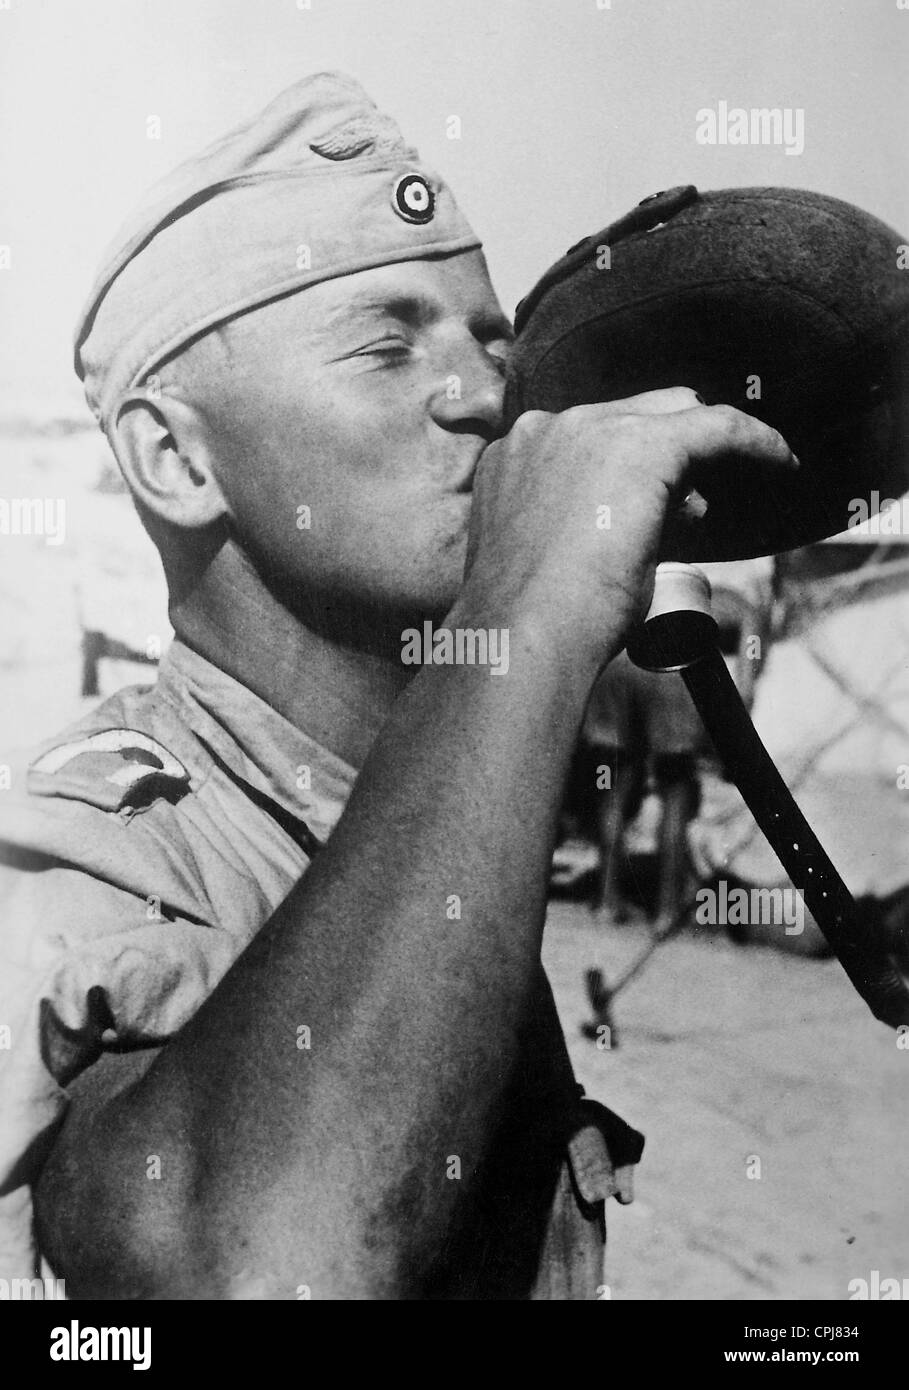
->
[392, 173, 435, 225]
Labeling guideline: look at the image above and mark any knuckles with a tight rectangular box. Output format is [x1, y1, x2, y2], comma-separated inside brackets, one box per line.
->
[507, 408, 550, 439]
[671, 386, 705, 408]
[633, 385, 704, 412]
[502, 396, 787, 471]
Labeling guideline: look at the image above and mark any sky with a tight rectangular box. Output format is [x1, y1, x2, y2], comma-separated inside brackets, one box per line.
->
[0, 0, 907, 415]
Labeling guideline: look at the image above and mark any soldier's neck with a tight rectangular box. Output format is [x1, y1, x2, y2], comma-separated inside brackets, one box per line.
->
[169, 542, 414, 769]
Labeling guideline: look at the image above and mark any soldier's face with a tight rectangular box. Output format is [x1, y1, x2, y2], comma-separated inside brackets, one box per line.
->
[204, 250, 511, 625]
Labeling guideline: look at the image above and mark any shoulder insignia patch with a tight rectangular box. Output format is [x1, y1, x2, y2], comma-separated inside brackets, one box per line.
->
[27, 729, 190, 813]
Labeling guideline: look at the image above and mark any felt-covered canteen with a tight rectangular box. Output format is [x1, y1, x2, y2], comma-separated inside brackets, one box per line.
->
[505, 185, 909, 562]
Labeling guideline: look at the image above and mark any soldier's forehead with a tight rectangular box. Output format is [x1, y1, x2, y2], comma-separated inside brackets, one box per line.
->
[223, 255, 512, 349]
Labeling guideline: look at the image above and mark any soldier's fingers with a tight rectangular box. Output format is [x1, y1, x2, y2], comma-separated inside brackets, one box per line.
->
[575, 387, 706, 420]
[661, 402, 800, 472]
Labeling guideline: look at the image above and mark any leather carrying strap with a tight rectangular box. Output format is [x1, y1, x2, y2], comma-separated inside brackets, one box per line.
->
[682, 650, 909, 1029]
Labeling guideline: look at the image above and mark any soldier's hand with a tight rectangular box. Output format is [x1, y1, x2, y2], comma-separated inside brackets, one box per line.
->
[460, 388, 797, 661]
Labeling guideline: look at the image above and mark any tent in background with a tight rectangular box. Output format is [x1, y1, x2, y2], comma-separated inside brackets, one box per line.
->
[690, 499, 909, 953]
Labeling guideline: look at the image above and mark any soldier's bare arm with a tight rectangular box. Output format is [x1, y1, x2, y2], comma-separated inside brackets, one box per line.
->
[34, 397, 796, 1299]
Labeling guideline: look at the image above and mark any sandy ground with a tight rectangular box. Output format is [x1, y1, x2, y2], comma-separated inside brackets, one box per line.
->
[544, 900, 909, 1300]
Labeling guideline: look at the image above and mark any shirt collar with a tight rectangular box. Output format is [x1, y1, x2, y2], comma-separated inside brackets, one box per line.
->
[154, 638, 357, 846]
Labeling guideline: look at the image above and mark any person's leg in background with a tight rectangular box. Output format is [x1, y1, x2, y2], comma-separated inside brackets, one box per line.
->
[590, 742, 647, 920]
[650, 751, 700, 931]
[583, 654, 646, 921]
[638, 666, 703, 932]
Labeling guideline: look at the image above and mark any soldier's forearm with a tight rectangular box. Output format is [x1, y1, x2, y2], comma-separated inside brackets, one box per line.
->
[59, 605, 602, 1297]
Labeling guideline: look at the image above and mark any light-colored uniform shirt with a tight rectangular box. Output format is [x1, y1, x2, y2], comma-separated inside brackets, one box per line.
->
[0, 640, 639, 1298]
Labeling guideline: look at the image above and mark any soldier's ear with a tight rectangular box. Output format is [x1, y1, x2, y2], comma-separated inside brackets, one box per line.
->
[108, 388, 231, 530]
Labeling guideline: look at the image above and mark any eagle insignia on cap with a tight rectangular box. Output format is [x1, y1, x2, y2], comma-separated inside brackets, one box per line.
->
[392, 173, 435, 225]
[309, 112, 407, 162]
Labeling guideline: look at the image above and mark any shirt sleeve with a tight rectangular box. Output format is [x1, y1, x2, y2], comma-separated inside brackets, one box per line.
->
[0, 832, 238, 1283]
